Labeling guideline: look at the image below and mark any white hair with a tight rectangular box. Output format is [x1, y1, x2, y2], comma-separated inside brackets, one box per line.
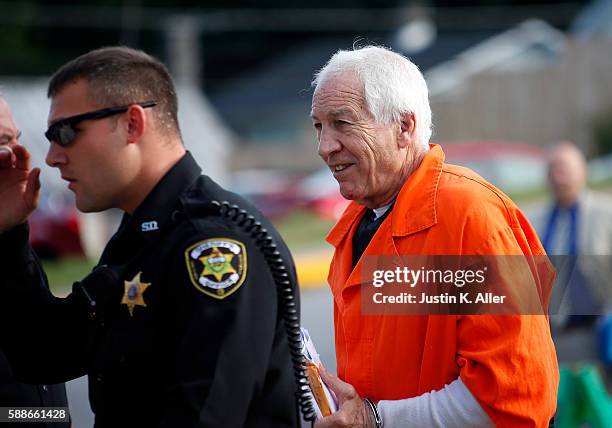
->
[312, 45, 432, 151]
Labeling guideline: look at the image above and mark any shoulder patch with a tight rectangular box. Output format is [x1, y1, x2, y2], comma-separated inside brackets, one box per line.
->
[184, 238, 248, 299]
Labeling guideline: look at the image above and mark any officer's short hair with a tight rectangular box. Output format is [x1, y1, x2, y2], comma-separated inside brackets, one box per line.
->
[48, 46, 180, 137]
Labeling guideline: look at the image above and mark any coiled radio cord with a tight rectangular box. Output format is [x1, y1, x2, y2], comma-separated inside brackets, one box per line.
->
[209, 200, 317, 422]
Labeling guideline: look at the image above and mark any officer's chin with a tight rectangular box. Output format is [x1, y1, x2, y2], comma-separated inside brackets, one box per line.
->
[75, 197, 110, 214]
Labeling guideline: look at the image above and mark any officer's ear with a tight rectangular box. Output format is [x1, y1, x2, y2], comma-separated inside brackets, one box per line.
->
[397, 111, 416, 149]
[125, 104, 147, 144]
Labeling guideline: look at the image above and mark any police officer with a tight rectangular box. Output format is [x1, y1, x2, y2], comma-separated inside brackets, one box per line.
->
[0, 47, 299, 427]
[0, 96, 69, 428]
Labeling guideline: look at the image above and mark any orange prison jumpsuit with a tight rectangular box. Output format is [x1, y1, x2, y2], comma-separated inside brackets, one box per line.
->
[326, 145, 559, 427]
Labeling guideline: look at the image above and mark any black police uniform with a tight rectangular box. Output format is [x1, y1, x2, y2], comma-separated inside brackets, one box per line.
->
[0, 351, 69, 428]
[0, 152, 300, 427]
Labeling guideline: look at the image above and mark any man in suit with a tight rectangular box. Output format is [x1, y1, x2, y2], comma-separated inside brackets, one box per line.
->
[530, 142, 612, 376]
[542, 142, 612, 328]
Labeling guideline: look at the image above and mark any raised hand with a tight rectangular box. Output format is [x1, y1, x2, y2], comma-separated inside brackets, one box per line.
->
[0, 145, 41, 233]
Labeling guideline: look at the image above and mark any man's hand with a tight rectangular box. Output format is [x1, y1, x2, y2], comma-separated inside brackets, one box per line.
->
[0, 145, 40, 233]
[314, 366, 375, 428]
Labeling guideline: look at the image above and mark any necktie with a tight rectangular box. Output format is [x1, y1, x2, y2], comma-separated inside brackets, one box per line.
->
[352, 208, 392, 268]
[545, 203, 600, 327]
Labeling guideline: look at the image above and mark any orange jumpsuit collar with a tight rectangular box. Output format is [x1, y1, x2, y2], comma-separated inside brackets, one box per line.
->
[326, 143, 445, 247]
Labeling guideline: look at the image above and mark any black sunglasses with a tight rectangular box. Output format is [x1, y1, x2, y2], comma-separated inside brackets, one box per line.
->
[44, 101, 157, 147]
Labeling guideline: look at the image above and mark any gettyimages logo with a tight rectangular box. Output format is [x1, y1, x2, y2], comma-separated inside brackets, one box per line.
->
[372, 266, 487, 288]
[360, 255, 558, 315]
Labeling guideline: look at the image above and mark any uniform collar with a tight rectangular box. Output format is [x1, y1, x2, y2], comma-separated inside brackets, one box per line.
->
[128, 151, 201, 241]
[326, 144, 444, 247]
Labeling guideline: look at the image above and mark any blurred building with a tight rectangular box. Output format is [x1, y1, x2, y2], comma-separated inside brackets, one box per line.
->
[572, 0, 612, 39]
[429, 18, 612, 154]
[210, 29, 503, 170]
[209, 1, 612, 171]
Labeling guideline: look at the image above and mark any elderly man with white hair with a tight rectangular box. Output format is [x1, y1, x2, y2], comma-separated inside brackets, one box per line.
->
[309, 46, 558, 428]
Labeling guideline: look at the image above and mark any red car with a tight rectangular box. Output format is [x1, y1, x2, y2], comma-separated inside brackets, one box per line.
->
[28, 193, 83, 258]
[231, 169, 304, 219]
[298, 168, 350, 220]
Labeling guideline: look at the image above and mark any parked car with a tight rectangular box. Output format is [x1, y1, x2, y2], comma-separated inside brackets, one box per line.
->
[28, 192, 84, 259]
[230, 169, 304, 219]
[297, 167, 350, 220]
[441, 141, 547, 194]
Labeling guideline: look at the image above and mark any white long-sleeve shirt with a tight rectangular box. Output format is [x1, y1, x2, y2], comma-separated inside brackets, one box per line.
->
[377, 377, 494, 428]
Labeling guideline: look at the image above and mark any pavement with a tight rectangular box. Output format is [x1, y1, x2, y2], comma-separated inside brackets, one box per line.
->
[294, 247, 334, 290]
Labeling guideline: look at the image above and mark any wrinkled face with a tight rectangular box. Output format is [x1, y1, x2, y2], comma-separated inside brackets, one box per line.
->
[0, 98, 21, 147]
[548, 147, 586, 207]
[46, 79, 137, 213]
[311, 72, 407, 208]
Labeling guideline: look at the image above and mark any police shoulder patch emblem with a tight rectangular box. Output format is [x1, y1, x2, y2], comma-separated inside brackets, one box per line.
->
[185, 238, 248, 299]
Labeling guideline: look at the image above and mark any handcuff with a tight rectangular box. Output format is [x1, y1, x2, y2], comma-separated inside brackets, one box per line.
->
[364, 398, 383, 428]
